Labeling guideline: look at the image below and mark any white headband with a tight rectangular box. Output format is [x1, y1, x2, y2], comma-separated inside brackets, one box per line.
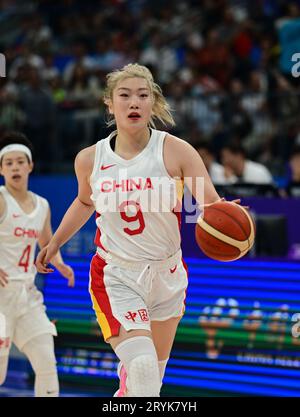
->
[0, 144, 32, 162]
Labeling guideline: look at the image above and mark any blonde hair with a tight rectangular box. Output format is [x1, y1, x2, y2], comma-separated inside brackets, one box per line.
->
[103, 63, 175, 128]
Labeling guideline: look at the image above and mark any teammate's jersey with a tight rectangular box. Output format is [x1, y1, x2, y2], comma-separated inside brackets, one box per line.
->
[90, 129, 184, 262]
[0, 186, 48, 282]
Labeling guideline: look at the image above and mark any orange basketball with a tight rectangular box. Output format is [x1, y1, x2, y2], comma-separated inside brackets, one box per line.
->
[195, 201, 255, 262]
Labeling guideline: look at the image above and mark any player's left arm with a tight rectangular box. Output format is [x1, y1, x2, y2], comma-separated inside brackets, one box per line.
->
[38, 207, 75, 287]
[176, 138, 243, 209]
[174, 137, 222, 206]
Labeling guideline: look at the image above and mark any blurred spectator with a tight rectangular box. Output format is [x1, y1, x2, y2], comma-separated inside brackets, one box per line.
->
[270, 72, 299, 127]
[239, 70, 273, 157]
[194, 140, 228, 185]
[226, 78, 253, 143]
[19, 66, 56, 172]
[23, 14, 53, 51]
[288, 145, 300, 184]
[221, 143, 273, 184]
[65, 63, 102, 150]
[275, 1, 300, 29]
[48, 75, 67, 104]
[255, 128, 286, 179]
[283, 145, 300, 197]
[195, 28, 232, 88]
[41, 52, 59, 82]
[193, 93, 223, 139]
[140, 32, 179, 83]
[66, 63, 97, 107]
[63, 40, 94, 85]
[9, 43, 45, 81]
[232, 20, 254, 63]
[0, 84, 25, 132]
[94, 33, 133, 71]
[217, 6, 240, 44]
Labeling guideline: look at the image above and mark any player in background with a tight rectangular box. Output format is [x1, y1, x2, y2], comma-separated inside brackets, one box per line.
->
[36, 63, 240, 397]
[0, 131, 75, 397]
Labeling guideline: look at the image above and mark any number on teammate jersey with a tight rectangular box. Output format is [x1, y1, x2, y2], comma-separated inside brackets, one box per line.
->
[18, 245, 31, 272]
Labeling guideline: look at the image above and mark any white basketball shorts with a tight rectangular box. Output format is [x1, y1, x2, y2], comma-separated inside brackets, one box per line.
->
[89, 249, 188, 342]
[0, 280, 57, 357]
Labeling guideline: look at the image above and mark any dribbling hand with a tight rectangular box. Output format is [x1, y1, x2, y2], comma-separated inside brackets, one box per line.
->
[202, 198, 249, 210]
[228, 198, 250, 210]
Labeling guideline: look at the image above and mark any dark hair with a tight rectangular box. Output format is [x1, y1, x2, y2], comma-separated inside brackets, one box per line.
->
[0, 131, 34, 165]
[193, 140, 214, 154]
[290, 145, 300, 159]
[222, 143, 247, 158]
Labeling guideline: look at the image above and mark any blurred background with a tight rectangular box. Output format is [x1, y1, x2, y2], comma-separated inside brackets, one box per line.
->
[0, 0, 300, 397]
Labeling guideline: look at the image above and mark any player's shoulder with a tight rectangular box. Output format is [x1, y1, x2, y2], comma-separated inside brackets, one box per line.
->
[164, 133, 198, 156]
[165, 132, 194, 147]
[75, 144, 96, 171]
[30, 191, 49, 210]
[77, 144, 96, 159]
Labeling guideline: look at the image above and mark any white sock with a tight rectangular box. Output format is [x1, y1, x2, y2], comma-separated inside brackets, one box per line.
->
[35, 371, 59, 397]
[22, 334, 59, 397]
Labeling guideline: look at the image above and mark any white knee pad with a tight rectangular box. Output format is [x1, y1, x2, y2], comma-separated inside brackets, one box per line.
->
[115, 336, 161, 397]
[22, 333, 59, 397]
[127, 354, 161, 397]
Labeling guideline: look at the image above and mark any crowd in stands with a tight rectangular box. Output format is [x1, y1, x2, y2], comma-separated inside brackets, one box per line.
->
[0, 0, 300, 189]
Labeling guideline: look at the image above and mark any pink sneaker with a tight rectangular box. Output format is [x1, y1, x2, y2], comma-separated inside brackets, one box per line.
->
[113, 362, 128, 397]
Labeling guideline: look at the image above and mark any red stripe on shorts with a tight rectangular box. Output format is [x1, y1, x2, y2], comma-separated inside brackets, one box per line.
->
[172, 207, 182, 230]
[181, 257, 189, 313]
[94, 212, 108, 253]
[90, 254, 121, 340]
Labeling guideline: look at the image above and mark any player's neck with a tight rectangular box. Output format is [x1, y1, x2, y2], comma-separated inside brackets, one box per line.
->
[115, 127, 151, 157]
[5, 183, 30, 202]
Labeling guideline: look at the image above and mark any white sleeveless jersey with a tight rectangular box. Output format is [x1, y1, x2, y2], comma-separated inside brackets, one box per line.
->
[0, 186, 49, 282]
[90, 129, 184, 262]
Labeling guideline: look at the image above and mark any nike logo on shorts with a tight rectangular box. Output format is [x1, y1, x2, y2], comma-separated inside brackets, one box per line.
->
[170, 265, 177, 273]
[101, 164, 116, 170]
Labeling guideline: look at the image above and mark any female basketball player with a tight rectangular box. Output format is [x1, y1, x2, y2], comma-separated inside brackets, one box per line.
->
[36, 63, 239, 397]
[0, 131, 75, 397]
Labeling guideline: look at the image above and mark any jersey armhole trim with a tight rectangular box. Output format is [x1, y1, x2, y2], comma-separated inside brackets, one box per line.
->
[89, 141, 101, 186]
[0, 192, 8, 224]
[157, 132, 176, 180]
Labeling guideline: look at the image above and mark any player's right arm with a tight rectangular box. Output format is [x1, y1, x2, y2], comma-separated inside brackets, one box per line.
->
[36, 146, 96, 273]
[0, 192, 9, 286]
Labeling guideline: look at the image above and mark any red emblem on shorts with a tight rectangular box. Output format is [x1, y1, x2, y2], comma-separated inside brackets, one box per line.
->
[138, 309, 149, 322]
[170, 265, 177, 273]
[125, 311, 137, 322]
